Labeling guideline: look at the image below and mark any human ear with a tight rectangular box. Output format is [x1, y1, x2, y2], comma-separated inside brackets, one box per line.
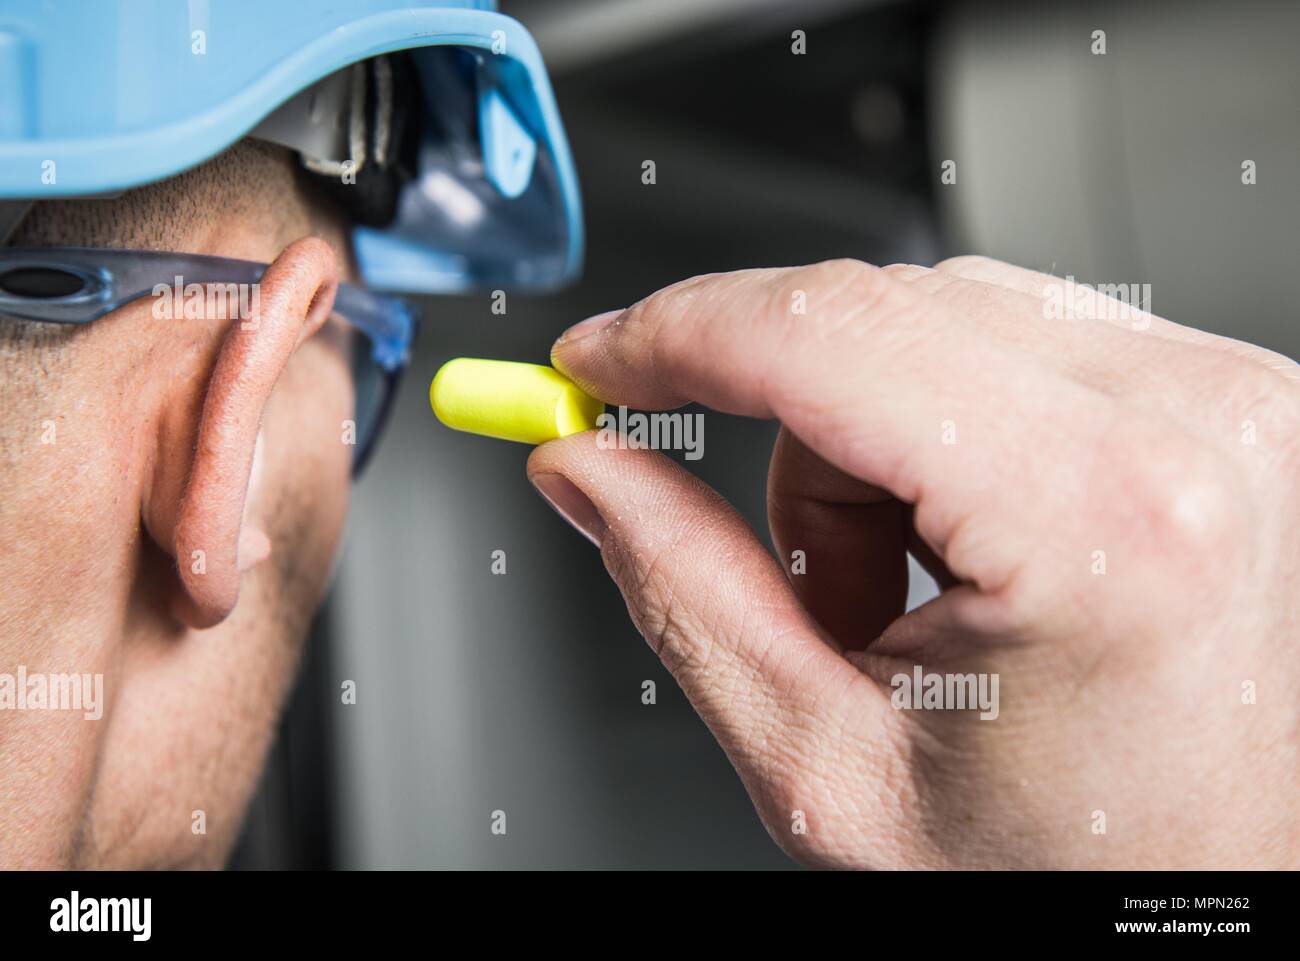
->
[142, 237, 339, 629]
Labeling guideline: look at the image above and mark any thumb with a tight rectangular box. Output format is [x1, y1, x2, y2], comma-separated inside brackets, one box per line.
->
[525, 432, 888, 802]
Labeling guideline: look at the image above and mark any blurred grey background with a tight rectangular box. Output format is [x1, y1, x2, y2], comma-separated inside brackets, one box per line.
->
[232, 0, 1300, 869]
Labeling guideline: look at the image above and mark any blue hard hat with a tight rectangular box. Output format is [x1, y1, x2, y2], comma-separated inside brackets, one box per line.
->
[0, 0, 582, 293]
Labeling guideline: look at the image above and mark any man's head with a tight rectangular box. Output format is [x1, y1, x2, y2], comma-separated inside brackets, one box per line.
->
[1, 140, 358, 867]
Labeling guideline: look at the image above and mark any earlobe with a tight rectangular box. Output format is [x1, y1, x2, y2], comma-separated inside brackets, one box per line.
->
[143, 238, 339, 629]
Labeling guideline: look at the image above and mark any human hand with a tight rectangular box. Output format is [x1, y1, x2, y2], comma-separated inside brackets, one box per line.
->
[528, 257, 1300, 868]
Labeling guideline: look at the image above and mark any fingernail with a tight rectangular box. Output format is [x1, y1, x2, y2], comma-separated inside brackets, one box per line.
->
[529, 472, 606, 548]
[557, 309, 623, 346]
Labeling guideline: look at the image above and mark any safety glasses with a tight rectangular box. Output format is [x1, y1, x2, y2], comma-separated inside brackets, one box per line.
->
[0, 247, 418, 475]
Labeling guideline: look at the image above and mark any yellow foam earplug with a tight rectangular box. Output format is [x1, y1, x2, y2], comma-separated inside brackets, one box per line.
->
[429, 358, 604, 445]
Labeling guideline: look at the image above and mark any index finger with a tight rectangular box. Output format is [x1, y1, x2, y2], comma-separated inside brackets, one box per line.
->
[551, 260, 1117, 591]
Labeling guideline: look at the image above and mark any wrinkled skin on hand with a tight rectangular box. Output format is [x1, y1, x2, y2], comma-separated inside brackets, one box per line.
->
[530, 256, 1300, 869]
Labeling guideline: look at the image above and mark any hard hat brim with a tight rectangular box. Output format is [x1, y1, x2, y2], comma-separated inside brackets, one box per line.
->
[0, 3, 582, 293]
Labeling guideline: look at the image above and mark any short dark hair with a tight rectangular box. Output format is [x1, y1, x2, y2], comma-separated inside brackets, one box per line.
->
[2, 139, 352, 460]
[11, 139, 344, 251]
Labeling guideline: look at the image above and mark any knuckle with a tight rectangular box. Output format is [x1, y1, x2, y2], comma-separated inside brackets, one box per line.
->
[792, 258, 909, 335]
[881, 262, 933, 283]
[630, 271, 717, 327]
[606, 536, 713, 680]
[649, 595, 712, 680]
[933, 253, 998, 274]
[620, 274, 696, 327]
[1150, 466, 1238, 559]
[1213, 358, 1300, 468]
[1112, 424, 1244, 562]
[800, 257, 884, 300]
[750, 726, 903, 869]
[750, 756, 833, 860]
[613, 296, 664, 358]
[627, 272, 733, 380]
